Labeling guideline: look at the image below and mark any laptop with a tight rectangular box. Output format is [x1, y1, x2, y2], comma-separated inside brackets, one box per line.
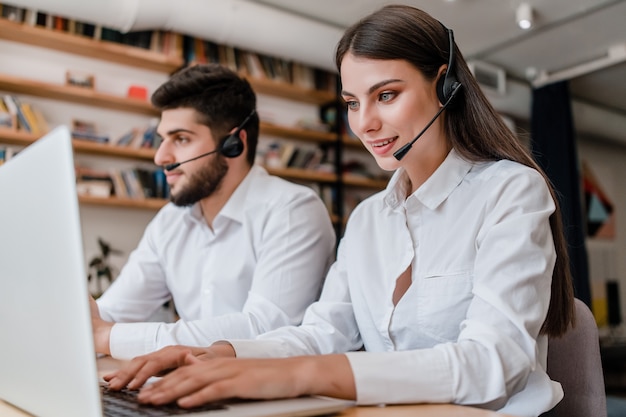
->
[0, 126, 353, 417]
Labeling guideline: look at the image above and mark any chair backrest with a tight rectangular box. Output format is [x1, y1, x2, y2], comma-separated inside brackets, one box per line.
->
[546, 298, 607, 417]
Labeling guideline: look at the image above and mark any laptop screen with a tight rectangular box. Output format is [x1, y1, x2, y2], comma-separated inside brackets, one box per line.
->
[0, 126, 103, 417]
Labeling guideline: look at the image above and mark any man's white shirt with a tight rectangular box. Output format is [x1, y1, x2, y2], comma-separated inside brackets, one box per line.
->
[97, 166, 336, 359]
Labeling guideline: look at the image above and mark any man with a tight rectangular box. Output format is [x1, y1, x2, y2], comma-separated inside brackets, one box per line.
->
[90, 64, 336, 360]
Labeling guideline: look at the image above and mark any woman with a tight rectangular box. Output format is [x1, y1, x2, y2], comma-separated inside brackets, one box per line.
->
[105, 5, 575, 416]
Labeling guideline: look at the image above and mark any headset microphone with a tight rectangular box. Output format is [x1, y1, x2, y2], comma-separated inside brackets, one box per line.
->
[393, 82, 462, 161]
[163, 149, 219, 171]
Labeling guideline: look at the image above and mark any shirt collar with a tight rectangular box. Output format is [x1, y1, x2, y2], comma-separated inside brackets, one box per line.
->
[218, 165, 266, 224]
[383, 148, 473, 211]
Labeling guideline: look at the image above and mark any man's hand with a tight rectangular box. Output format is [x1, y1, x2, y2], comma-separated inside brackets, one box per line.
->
[103, 344, 235, 390]
[89, 295, 113, 355]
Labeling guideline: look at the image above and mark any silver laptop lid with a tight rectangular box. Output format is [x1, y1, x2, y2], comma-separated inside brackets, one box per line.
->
[0, 126, 102, 417]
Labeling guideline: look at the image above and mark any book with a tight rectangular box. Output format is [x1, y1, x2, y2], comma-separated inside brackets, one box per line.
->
[109, 169, 128, 198]
[152, 169, 168, 199]
[149, 30, 163, 53]
[1, 5, 24, 22]
[123, 169, 146, 198]
[20, 102, 41, 135]
[0, 146, 19, 164]
[76, 180, 113, 198]
[135, 168, 157, 198]
[243, 52, 266, 79]
[71, 130, 110, 143]
[31, 106, 49, 133]
[115, 128, 140, 146]
[121, 30, 152, 50]
[3, 95, 31, 132]
[81, 22, 96, 38]
[100, 27, 123, 43]
[23, 8, 37, 26]
[304, 148, 325, 170]
[53, 16, 69, 32]
[34, 11, 47, 27]
[0, 99, 14, 129]
[279, 143, 297, 168]
[0, 111, 12, 129]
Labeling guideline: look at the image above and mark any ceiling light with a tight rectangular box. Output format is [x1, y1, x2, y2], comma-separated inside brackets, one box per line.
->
[516, 3, 533, 30]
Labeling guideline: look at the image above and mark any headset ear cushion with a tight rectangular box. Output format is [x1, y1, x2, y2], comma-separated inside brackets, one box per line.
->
[220, 133, 244, 158]
[436, 74, 448, 105]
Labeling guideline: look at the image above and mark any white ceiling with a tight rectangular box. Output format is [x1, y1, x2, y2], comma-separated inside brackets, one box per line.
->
[251, 0, 626, 116]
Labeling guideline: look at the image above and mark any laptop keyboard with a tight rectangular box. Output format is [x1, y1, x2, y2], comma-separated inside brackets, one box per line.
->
[101, 384, 227, 416]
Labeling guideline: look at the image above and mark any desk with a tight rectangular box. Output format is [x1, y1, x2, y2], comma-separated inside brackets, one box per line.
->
[0, 357, 516, 417]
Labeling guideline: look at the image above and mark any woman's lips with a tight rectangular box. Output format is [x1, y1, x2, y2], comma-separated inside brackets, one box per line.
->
[369, 137, 398, 155]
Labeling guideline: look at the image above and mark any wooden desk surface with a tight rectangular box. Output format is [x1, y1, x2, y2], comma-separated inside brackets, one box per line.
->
[0, 356, 516, 417]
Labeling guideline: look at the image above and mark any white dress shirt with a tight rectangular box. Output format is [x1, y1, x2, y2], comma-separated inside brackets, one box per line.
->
[97, 165, 336, 360]
[231, 149, 563, 417]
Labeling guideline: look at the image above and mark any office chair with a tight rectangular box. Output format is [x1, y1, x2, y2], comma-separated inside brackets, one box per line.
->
[545, 298, 607, 417]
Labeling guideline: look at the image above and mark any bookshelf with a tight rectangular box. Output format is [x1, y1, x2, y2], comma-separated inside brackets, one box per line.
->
[0, 73, 159, 116]
[0, 128, 155, 160]
[0, 10, 387, 231]
[0, 18, 183, 73]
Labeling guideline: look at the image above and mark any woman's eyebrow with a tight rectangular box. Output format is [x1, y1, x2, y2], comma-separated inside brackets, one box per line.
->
[341, 79, 404, 97]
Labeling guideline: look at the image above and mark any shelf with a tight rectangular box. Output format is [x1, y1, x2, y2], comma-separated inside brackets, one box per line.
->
[0, 19, 183, 73]
[343, 174, 388, 189]
[342, 135, 365, 149]
[79, 195, 167, 210]
[0, 129, 157, 161]
[1, 123, 333, 159]
[72, 140, 157, 160]
[247, 76, 336, 105]
[0, 128, 35, 146]
[266, 166, 337, 183]
[0, 73, 159, 116]
[261, 121, 336, 144]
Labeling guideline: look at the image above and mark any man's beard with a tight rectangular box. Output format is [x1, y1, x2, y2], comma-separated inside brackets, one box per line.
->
[169, 155, 229, 207]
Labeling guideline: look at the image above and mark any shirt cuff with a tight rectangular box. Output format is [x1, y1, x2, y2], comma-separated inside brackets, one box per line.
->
[229, 339, 291, 358]
[345, 350, 452, 405]
[109, 322, 161, 360]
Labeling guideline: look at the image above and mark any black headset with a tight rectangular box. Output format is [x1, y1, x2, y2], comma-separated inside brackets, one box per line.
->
[436, 26, 462, 106]
[219, 108, 257, 158]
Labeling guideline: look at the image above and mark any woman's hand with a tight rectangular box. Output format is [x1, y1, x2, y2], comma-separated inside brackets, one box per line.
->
[103, 344, 235, 390]
[136, 353, 356, 408]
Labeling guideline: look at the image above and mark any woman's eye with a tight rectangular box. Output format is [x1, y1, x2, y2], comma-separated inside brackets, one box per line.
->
[345, 100, 358, 110]
[345, 100, 359, 111]
[379, 92, 395, 102]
